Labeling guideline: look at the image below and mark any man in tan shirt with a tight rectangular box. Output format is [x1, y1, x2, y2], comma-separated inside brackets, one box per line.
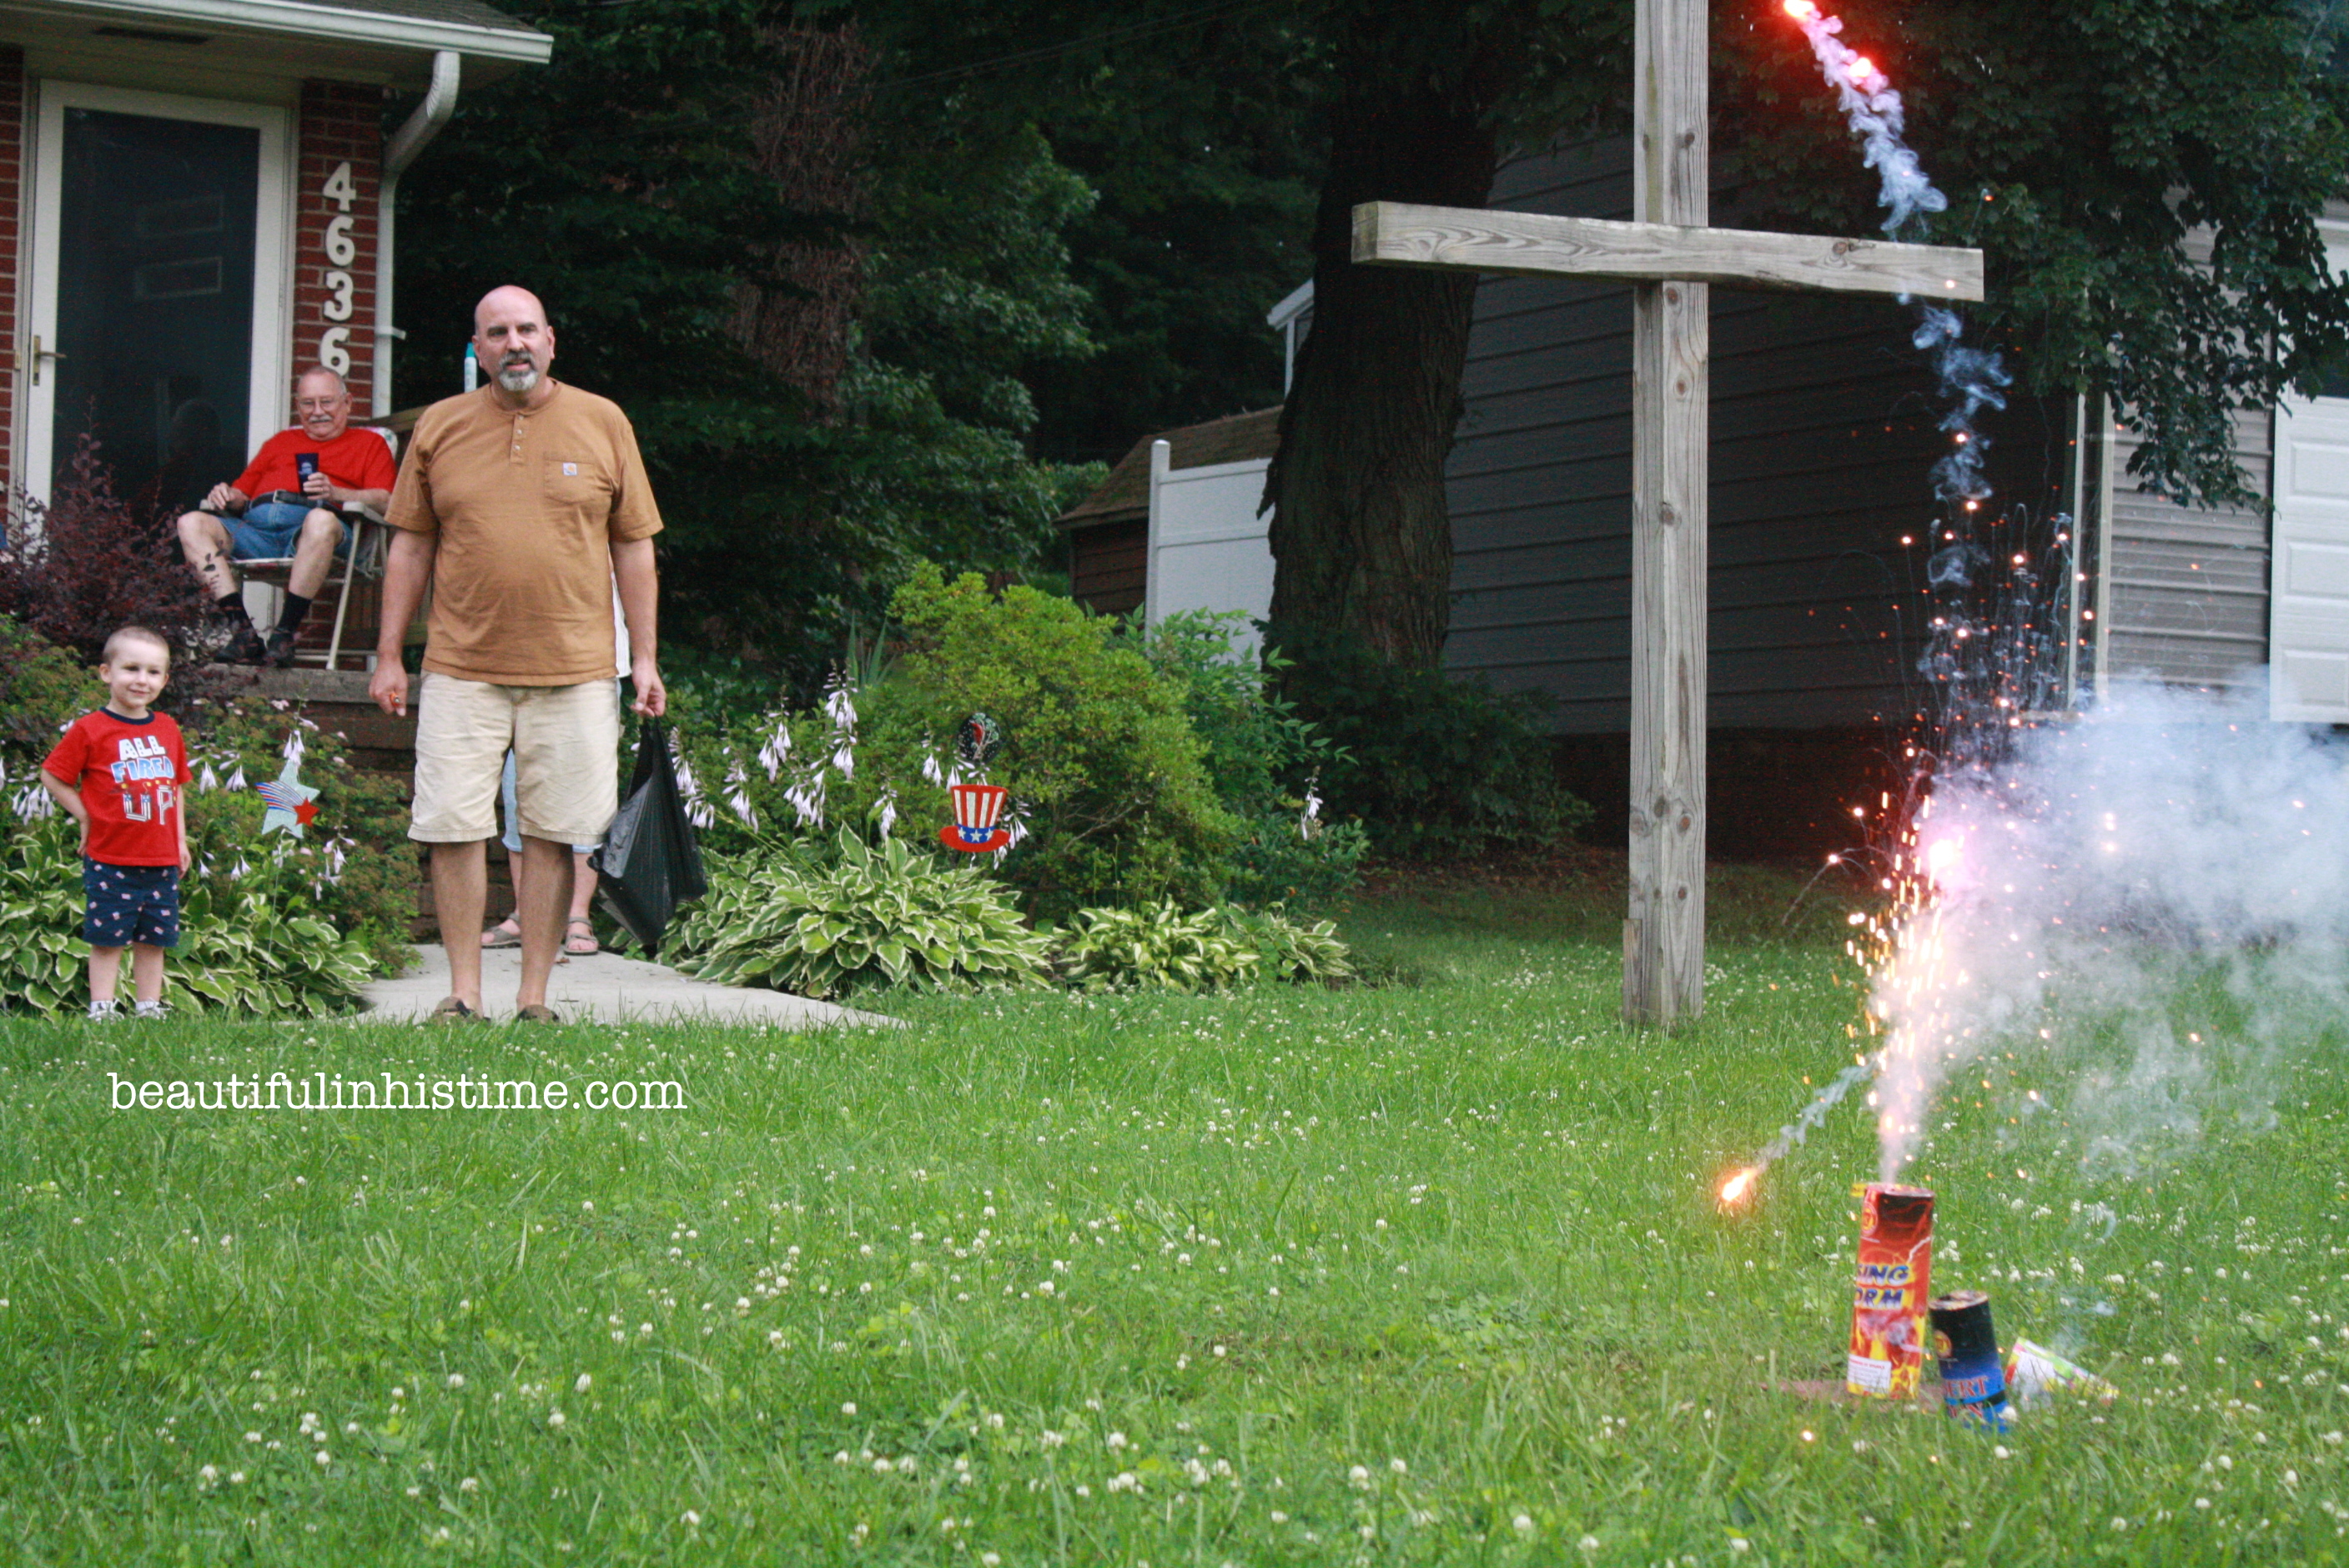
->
[370, 284, 667, 1023]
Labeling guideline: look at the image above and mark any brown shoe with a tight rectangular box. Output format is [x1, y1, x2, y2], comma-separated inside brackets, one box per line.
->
[428, 996, 483, 1023]
[514, 1004, 562, 1024]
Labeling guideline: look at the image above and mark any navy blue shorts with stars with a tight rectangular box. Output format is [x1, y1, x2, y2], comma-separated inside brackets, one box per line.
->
[83, 859, 180, 948]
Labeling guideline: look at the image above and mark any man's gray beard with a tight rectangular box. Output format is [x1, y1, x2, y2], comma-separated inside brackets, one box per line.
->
[496, 362, 540, 393]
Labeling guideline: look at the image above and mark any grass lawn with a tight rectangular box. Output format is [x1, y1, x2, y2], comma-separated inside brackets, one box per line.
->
[3, 861, 2346, 1564]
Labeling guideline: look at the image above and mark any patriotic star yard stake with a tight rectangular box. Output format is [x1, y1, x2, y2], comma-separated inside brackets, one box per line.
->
[254, 757, 321, 838]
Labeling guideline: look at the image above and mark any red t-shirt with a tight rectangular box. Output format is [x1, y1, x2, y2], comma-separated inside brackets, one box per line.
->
[233, 426, 398, 500]
[43, 709, 190, 867]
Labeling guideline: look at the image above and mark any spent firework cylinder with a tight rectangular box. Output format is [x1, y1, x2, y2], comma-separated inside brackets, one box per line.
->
[1929, 1289, 2011, 1429]
[1847, 1184, 1934, 1398]
[2004, 1339, 2118, 1408]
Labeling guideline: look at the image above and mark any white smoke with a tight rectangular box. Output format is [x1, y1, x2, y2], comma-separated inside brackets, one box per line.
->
[1870, 680, 2349, 1179]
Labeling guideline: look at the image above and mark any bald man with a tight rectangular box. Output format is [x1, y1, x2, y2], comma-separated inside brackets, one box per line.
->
[370, 285, 667, 1023]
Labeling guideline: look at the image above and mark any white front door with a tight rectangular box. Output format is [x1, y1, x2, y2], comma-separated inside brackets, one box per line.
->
[2271, 226, 2349, 721]
[24, 82, 289, 517]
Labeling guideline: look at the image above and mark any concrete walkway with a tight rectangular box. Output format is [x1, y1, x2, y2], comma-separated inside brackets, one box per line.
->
[360, 944, 894, 1028]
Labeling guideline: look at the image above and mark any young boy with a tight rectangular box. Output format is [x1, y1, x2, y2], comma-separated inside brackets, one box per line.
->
[41, 627, 193, 1019]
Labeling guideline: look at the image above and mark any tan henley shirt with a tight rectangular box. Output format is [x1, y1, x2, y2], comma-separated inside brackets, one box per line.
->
[385, 382, 662, 686]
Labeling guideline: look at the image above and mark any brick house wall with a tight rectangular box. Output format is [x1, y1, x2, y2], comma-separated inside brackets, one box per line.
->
[292, 81, 380, 409]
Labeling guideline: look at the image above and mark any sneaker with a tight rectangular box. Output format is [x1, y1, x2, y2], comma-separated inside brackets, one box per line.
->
[88, 999, 121, 1021]
[263, 628, 299, 668]
[133, 1001, 167, 1020]
[218, 625, 269, 665]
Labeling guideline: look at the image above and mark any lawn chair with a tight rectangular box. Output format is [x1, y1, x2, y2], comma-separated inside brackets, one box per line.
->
[234, 424, 399, 671]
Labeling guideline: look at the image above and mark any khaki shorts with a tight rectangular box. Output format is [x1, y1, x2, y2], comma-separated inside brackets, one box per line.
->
[410, 674, 621, 845]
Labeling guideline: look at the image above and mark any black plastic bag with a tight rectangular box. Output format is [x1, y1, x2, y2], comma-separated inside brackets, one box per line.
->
[591, 717, 707, 957]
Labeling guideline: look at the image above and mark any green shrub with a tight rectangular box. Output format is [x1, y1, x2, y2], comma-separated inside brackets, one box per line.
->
[177, 697, 416, 975]
[1228, 812, 1368, 912]
[671, 829, 1052, 999]
[1134, 611, 1365, 910]
[1267, 622, 1594, 858]
[1053, 900, 1352, 993]
[0, 813, 375, 1017]
[0, 615, 98, 769]
[851, 565, 1240, 917]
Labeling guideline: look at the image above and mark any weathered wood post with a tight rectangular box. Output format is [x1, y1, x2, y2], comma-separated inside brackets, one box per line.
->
[1349, 0, 1981, 1028]
[1623, 0, 1710, 1026]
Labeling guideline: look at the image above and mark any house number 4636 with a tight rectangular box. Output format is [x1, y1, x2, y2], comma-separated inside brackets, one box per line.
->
[318, 160, 359, 375]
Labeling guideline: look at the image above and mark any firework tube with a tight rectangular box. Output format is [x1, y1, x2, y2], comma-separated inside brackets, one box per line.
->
[1848, 1184, 1934, 1398]
[1929, 1289, 2011, 1430]
[2004, 1339, 2118, 1409]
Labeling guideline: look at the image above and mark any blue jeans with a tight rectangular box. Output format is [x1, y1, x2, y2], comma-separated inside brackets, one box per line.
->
[224, 498, 351, 561]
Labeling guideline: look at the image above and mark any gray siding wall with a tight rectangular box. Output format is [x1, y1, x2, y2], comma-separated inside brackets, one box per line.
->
[1443, 138, 2070, 732]
[2101, 405, 2271, 692]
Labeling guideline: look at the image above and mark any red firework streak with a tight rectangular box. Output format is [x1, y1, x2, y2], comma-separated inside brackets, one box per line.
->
[1847, 1184, 1934, 1398]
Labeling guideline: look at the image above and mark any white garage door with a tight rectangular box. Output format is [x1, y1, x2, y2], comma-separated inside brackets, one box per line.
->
[2271, 231, 2349, 721]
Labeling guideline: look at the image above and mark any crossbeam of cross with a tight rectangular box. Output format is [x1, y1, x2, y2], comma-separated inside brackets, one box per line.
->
[1353, 0, 1983, 1026]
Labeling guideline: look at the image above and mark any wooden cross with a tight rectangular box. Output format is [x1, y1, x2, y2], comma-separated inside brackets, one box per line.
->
[1353, 0, 1982, 1026]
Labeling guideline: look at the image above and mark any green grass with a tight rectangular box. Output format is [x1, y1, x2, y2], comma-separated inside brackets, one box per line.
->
[3, 867, 2347, 1564]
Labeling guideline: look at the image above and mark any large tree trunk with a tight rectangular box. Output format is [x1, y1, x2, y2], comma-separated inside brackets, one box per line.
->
[1263, 87, 1497, 669]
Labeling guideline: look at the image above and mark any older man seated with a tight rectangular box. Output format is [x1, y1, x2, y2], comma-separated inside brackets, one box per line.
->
[176, 366, 396, 666]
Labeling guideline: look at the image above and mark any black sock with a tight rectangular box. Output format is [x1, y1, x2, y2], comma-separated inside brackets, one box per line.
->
[214, 591, 245, 620]
[274, 593, 314, 636]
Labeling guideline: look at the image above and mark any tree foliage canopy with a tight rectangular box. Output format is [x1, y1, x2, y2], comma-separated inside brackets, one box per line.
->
[1719, 0, 2349, 505]
[395, 0, 1101, 684]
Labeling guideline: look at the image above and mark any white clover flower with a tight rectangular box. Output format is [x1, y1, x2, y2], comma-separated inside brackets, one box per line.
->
[575, 1374, 592, 1395]
[548, 1410, 566, 1430]
[446, 1374, 465, 1390]
[1512, 1514, 1533, 1532]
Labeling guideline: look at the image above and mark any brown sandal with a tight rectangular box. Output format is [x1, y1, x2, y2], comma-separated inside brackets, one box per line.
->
[563, 917, 601, 957]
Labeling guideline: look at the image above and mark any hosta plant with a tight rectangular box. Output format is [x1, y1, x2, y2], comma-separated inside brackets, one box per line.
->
[1220, 906, 1355, 985]
[0, 813, 375, 1017]
[670, 830, 1052, 999]
[1055, 899, 1355, 992]
[1055, 899, 1260, 993]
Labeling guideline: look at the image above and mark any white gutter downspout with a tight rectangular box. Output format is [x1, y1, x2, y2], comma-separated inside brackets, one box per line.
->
[373, 49, 461, 417]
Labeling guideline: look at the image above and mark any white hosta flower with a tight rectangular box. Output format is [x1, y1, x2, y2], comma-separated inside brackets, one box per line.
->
[757, 716, 792, 780]
[281, 729, 304, 769]
[723, 754, 757, 828]
[823, 678, 857, 731]
[876, 789, 897, 840]
[921, 749, 943, 785]
[668, 741, 714, 831]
